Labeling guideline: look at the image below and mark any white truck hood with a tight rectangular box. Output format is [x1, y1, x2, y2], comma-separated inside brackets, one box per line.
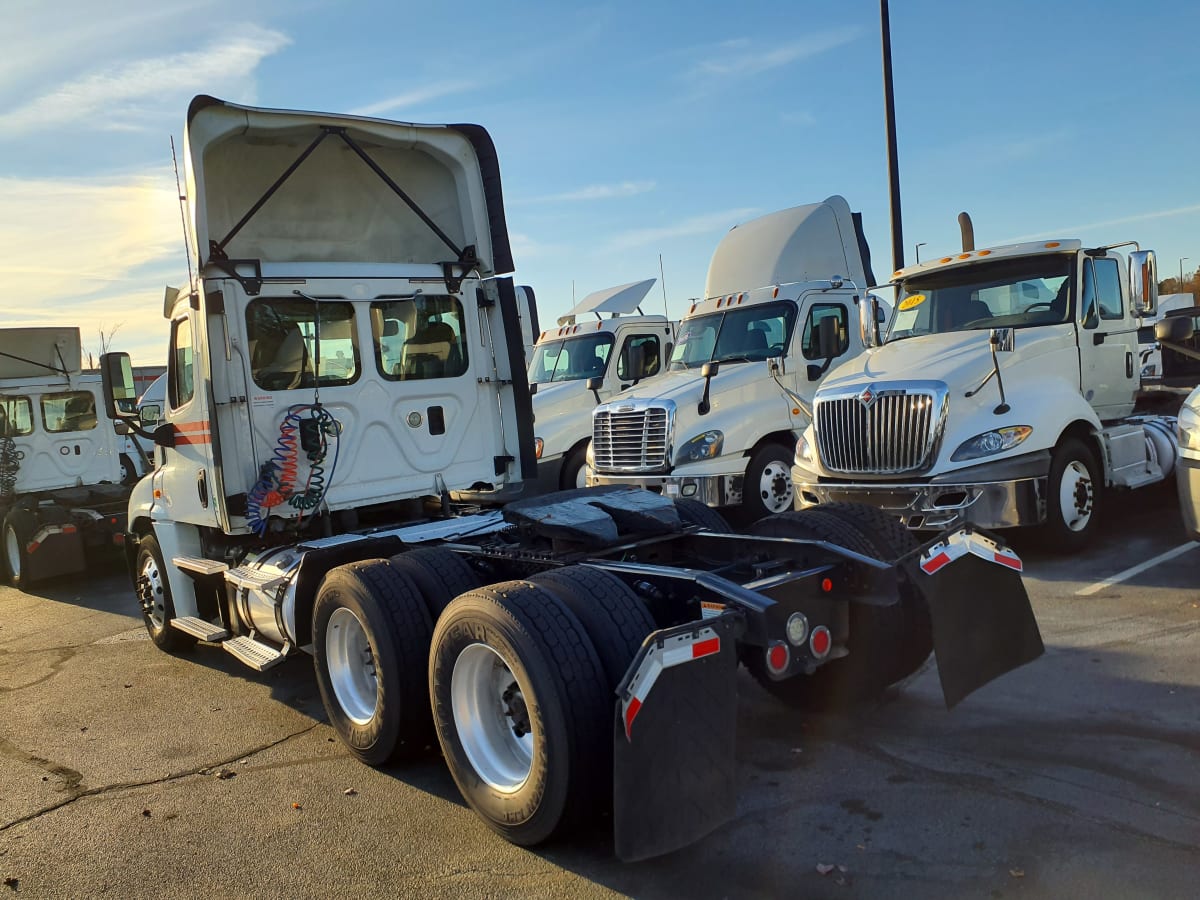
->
[820, 326, 1079, 397]
[184, 95, 513, 274]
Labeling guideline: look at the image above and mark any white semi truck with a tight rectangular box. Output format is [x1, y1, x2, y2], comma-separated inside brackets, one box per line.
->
[101, 96, 1043, 860]
[0, 327, 133, 586]
[791, 237, 1179, 552]
[586, 197, 884, 522]
[529, 279, 674, 491]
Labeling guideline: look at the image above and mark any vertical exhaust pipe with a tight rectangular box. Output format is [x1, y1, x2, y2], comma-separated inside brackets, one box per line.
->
[958, 212, 975, 252]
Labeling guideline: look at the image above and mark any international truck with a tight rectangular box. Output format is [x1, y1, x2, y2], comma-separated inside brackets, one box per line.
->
[0, 327, 133, 587]
[529, 278, 674, 491]
[101, 95, 1043, 861]
[585, 197, 885, 522]
[791, 236, 1181, 552]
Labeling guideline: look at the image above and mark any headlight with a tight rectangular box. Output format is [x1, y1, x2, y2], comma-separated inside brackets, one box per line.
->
[950, 425, 1033, 462]
[534, 437, 544, 460]
[794, 431, 815, 465]
[675, 430, 723, 465]
[1180, 403, 1200, 451]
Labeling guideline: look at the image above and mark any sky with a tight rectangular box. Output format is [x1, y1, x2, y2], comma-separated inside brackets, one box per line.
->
[3, 0, 1200, 366]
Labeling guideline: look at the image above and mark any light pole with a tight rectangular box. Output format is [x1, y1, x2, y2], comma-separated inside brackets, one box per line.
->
[915, 242, 926, 263]
[1181, 257, 1190, 289]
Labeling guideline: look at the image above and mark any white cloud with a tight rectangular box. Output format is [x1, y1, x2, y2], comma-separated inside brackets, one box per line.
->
[0, 26, 290, 136]
[1010, 202, 1200, 243]
[523, 181, 656, 204]
[0, 173, 184, 364]
[687, 28, 862, 80]
[606, 207, 760, 251]
[351, 80, 480, 117]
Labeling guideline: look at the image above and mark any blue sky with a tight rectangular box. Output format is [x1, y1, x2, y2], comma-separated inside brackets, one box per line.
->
[3, 0, 1199, 365]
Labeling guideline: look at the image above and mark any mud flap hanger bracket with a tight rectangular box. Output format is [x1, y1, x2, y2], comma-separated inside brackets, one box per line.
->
[207, 125, 479, 295]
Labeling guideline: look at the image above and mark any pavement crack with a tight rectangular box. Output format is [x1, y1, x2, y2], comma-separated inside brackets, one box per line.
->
[0, 646, 77, 694]
[0, 722, 321, 833]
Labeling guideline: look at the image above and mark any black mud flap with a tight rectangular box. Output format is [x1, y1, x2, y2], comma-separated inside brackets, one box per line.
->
[612, 614, 740, 862]
[909, 529, 1044, 708]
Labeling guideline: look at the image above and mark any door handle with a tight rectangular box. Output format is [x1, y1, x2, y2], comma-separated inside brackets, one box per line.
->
[197, 470, 209, 508]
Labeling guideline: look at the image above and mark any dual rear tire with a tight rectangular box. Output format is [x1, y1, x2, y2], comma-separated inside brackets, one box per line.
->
[313, 555, 655, 847]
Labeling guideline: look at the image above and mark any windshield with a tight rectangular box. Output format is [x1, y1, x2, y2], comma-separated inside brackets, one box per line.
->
[527, 333, 615, 384]
[669, 301, 796, 370]
[888, 255, 1072, 343]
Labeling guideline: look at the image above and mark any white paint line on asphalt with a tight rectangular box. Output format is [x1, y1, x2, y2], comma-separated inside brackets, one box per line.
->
[1076, 541, 1200, 596]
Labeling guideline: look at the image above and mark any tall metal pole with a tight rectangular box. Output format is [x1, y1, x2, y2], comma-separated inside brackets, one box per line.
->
[880, 0, 904, 273]
[1181, 257, 1189, 287]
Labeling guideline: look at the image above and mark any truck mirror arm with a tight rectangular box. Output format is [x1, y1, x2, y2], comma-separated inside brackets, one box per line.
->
[770, 364, 812, 419]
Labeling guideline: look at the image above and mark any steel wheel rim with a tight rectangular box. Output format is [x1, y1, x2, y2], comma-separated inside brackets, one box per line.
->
[326, 607, 378, 726]
[1060, 460, 1093, 532]
[139, 551, 166, 631]
[759, 460, 794, 513]
[451, 643, 534, 793]
[5, 526, 21, 580]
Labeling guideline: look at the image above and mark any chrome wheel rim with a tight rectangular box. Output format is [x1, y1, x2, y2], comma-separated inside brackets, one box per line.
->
[574, 465, 587, 489]
[326, 607, 378, 726]
[451, 643, 534, 793]
[5, 526, 21, 580]
[759, 459, 794, 513]
[1060, 460, 1093, 532]
[139, 551, 166, 631]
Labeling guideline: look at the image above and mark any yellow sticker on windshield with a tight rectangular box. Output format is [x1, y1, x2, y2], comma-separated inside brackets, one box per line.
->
[898, 293, 926, 311]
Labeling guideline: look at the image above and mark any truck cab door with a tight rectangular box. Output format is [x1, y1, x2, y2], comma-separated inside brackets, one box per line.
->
[154, 307, 222, 528]
[614, 329, 665, 391]
[1077, 256, 1137, 419]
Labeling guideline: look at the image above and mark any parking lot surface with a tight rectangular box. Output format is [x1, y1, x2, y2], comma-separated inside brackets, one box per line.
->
[2, 485, 1198, 899]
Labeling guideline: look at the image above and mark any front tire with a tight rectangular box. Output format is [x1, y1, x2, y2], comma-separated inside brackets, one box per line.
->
[741, 443, 795, 523]
[561, 444, 589, 491]
[313, 561, 435, 765]
[1043, 437, 1102, 554]
[429, 582, 609, 847]
[135, 533, 196, 652]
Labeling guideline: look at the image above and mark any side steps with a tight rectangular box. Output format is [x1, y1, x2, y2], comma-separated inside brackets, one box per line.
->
[168, 556, 288, 671]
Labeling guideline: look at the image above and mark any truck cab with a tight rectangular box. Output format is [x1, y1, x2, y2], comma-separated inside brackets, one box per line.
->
[529, 279, 674, 490]
[586, 197, 880, 521]
[792, 239, 1171, 551]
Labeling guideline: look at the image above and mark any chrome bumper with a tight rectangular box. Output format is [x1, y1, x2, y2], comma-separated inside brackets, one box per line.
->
[792, 475, 1046, 530]
[587, 470, 741, 508]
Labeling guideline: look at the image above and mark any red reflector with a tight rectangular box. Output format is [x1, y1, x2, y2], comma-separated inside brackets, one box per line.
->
[113, 533, 125, 545]
[767, 643, 789, 672]
[692, 637, 720, 659]
[821, 577, 833, 592]
[62, 525, 77, 534]
[624, 697, 643, 740]
[810, 626, 831, 658]
[27, 541, 40, 554]
[921, 551, 951, 574]
[994, 551, 1022, 571]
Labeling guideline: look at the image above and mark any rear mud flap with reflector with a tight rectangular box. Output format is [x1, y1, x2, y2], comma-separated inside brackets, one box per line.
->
[912, 530, 1043, 708]
[612, 615, 739, 862]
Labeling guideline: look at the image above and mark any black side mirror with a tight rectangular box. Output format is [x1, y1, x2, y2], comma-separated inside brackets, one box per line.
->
[100, 352, 137, 420]
[586, 375, 603, 404]
[698, 361, 720, 415]
[1156, 315, 1195, 343]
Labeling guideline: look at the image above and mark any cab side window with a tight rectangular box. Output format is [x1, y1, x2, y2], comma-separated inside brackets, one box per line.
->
[41, 391, 97, 433]
[616, 334, 661, 381]
[801, 303, 849, 359]
[1094, 258, 1123, 320]
[169, 317, 195, 408]
[0, 396, 33, 437]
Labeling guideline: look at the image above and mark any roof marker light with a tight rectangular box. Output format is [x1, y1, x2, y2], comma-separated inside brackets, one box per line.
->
[940, 257, 953, 264]
[978, 249, 992, 256]
[957, 253, 971, 260]
[1045, 241, 1061, 248]
[772, 287, 780, 298]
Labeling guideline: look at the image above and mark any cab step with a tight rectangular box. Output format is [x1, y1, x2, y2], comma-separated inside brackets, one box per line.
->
[225, 566, 285, 593]
[173, 556, 229, 577]
[170, 616, 230, 642]
[223, 635, 285, 671]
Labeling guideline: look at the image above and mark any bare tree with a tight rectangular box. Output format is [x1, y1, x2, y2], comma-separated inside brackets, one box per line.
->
[84, 322, 126, 371]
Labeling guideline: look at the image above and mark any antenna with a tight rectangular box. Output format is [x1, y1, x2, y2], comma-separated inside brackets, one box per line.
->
[659, 254, 669, 318]
[572, 280, 576, 304]
[170, 136, 194, 291]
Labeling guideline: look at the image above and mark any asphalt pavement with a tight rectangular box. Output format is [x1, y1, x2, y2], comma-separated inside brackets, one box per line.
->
[1, 484, 1197, 899]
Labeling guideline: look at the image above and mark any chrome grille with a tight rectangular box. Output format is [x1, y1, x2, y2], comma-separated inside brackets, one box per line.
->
[815, 387, 945, 474]
[592, 402, 672, 472]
